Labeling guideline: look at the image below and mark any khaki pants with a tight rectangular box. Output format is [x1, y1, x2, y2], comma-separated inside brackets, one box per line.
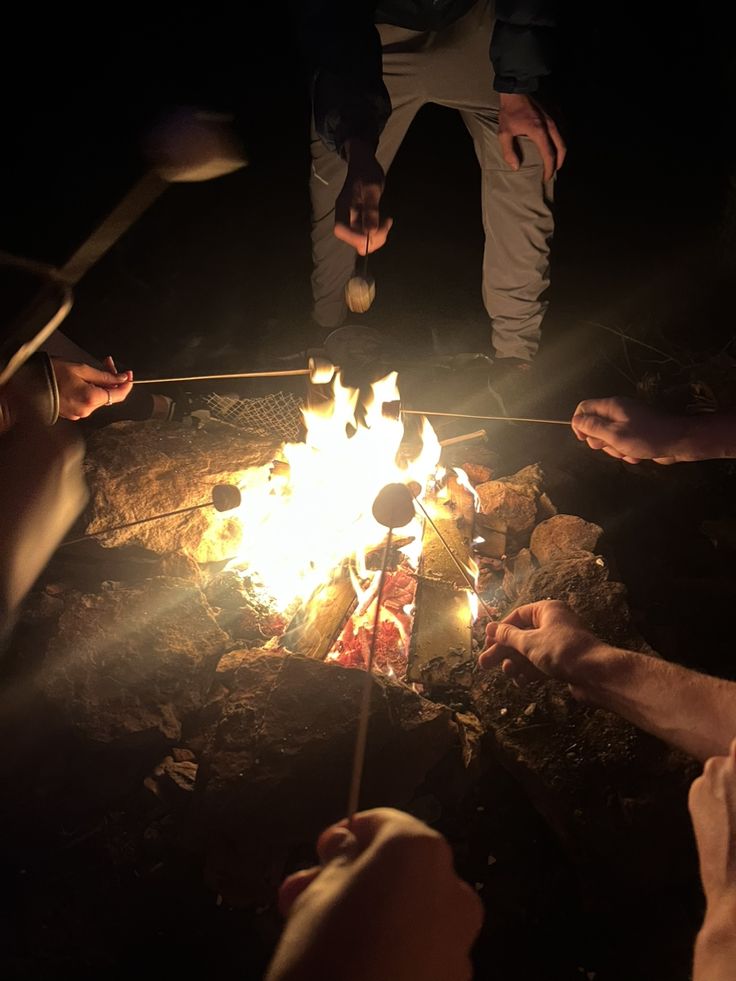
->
[309, 1, 554, 361]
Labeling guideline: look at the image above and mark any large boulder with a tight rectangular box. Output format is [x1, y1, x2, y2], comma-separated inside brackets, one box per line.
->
[189, 651, 460, 906]
[515, 553, 649, 652]
[475, 464, 554, 538]
[471, 668, 698, 907]
[38, 578, 230, 743]
[84, 421, 279, 562]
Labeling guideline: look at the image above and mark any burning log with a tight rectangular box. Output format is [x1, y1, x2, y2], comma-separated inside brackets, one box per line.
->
[281, 565, 357, 660]
[407, 473, 476, 688]
[418, 472, 475, 589]
[408, 579, 475, 688]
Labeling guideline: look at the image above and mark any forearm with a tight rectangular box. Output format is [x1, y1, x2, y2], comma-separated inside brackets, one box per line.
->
[693, 904, 736, 981]
[680, 413, 736, 461]
[297, 1, 390, 155]
[576, 646, 736, 761]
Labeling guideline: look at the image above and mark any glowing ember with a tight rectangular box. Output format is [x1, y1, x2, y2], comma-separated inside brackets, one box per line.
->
[327, 566, 417, 675]
[227, 373, 440, 615]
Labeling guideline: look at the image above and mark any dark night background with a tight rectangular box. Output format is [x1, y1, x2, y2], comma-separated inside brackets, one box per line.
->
[0, 6, 735, 980]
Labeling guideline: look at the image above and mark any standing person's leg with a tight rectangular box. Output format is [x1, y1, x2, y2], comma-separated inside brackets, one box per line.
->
[309, 27, 426, 331]
[421, 1, 554, 363]
[462, 110, 554, 362]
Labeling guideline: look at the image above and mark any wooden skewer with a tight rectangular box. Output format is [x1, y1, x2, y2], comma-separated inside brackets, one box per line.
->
[60, 484, 242, 546]
[413, 496, 496, 620]
[347, 525, 393, 821]
[132, 368, 311, 385]
[439, 429, 487, 448]
[403, 409, 570, 426]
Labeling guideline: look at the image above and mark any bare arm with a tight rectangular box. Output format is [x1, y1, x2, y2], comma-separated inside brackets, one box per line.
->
[574, 645, 736, 761]
[481, 601, 736, 761]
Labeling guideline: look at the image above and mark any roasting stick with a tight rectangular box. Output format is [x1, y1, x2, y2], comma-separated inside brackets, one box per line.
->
[406, 409, 569, 426]
[384, 402, 569, 426]
[413, 496, 496, 620]
[132, 369, 308, 384]
[347, 484, 416, 820]
[132, 356, 337, 386]
[60, 484, 242, 547]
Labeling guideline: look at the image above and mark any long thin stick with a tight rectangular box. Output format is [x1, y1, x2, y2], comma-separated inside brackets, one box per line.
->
[347, 526, 393, 820]
[403, 409, 569, 426]
[439, 429, 486, 448]
[132, 368, 311, 385]
[413, 497, 495, 619]
[61, 501, 212, 546]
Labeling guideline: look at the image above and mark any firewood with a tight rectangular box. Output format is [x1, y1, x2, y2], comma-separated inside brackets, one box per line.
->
[281, 565, 357, 660]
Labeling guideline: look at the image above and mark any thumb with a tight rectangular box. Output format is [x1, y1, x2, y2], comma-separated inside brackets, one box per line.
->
[572, 413, 612, 440]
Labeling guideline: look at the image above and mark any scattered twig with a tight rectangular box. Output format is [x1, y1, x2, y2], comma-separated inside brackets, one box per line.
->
[583, 319, 685, 368]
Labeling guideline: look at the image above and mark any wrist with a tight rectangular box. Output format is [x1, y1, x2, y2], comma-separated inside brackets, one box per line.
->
[343, 137, 378, 166]
[568, 642, 633, 702]
[695, 903, 736, 977]
[679, 413, 736, 462]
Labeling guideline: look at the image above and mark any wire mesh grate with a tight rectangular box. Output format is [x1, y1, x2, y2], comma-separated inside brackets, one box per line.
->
[202, 390, 304, 441]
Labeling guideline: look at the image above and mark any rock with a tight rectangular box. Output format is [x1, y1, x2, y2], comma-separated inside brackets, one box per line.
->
[502, 548, 535, 603]
[38, 578, 230, 743]
[474, 521, 507, 560]
[145, 755, 199, 804]
[475, 464, 546, 537]
[160, 758, 198, 794]
[215, 647, 267, 683]
[461, 462, 493, 486]
[204, 571, 253, 610]
[156, 551, 203, 584]
[530, 515, 603, 565]
[190, 651, 459, 906]
[455, 711, 484, 769]
[500, 463, 545, 498]
[515, 554, 649, 652]
[84, 421, 279, 562]
[472, 668, 698, 907]
[476, 482, 537, 535]
[172, 747, 196, 763]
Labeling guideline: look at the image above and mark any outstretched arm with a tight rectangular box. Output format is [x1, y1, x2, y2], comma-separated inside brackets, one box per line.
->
[572, 396, 736, 464]
[480, 600, 736, 761]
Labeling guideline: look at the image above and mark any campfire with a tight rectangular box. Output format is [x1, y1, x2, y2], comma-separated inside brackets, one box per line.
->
[224, 371, 480, 682]
[8, 367, 700, 977]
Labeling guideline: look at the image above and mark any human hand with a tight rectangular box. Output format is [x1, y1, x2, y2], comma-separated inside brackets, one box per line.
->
[479, 600, 607, 695]
[690, 741, 736, 916]
[266, 807, 483, 981]
[334, 140, 393, 255]
[498, 93, 566, 182]
[690, 742, 736, 980]
[571, 396, 695, 464]
[52, 356, 133, 420]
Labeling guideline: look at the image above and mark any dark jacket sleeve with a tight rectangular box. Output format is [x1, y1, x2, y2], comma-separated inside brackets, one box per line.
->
[295, 1, 391, 156]
[491, 0, 557, 95]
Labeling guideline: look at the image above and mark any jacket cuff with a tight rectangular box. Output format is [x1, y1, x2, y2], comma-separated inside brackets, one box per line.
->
[494, 75, 540, 95]
[6, 351, 60, 426]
